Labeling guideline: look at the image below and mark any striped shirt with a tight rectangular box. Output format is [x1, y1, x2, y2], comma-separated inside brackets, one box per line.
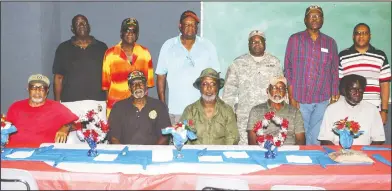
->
[102, 42, 154, 117]
[339, 45, 391, 109]
[284, 30, 339, 104]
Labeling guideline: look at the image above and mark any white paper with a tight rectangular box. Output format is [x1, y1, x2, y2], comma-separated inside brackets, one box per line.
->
[6, 151, 34, 159]
[286, 155, 313, 163]
[93, 154, 118, 162]
[198, 155, 223, 162]
[196, 177, 249, 190]
[152, 149, 173, 162]
[223, 151, 249, 159]
[271, 185, 325, 190]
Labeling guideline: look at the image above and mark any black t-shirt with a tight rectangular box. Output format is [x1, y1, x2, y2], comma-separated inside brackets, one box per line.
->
[108, 97, 171, 145]
[52, 36, 108, 102]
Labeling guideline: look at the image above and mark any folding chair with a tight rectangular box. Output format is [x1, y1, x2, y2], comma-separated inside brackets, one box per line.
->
[1, 168, 38, 190]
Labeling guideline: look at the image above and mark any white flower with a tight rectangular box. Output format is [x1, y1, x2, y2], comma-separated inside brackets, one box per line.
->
[256, 128, 264, 136]
[262, 119, 269, 127]
[273, 116, 282, 124]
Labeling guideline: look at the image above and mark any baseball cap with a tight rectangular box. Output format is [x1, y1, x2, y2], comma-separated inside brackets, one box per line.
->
[269, 76, 287, 86]
[127, 70, 146, 84]
[305, 5, 323, 16]
[180, 10, 200, 23]
[28, 74, 50, 87]
[248, 30, 265, 40]
[121, 18, 139, 32]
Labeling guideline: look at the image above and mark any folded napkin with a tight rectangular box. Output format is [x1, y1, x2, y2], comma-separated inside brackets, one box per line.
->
[372, 154, 391, 166]
[361, 146, 392, 151]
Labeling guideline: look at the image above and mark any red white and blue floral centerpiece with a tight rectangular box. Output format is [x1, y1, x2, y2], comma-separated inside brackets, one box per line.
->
[162, 120, 197, 159]
[1, 114, 17, 152]
[333, 117, 363, 151]
[252, 111, 289, 159]
[74, 110, 109, 157]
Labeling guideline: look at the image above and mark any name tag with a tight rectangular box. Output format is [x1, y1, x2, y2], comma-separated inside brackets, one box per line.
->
[321, 48, 329, 53]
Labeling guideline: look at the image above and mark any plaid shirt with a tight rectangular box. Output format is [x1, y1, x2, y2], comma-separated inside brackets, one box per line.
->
[284, 30, 339, 104]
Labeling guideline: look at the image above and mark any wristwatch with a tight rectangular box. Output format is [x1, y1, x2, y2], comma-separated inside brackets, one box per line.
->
[381, 109, 388, 114]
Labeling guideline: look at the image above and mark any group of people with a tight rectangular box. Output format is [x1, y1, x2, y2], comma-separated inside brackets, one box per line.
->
[5, 5, 389, 147]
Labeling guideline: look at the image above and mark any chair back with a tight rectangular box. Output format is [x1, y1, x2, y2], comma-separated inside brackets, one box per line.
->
[1, 168, 38, 190]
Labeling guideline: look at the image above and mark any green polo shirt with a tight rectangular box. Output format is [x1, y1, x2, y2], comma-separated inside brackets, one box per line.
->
[246, 101, 304, 145]
[180, 98, 239, 145]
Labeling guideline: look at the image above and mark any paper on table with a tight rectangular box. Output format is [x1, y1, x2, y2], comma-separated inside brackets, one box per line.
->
[198, 156, 223, 162]
[223, 151, 249, 159]
[6, 151, 34, 159]
[152, 149, 173, 162]
[286, 155, 313, 163]
[93, 154, 118, 162]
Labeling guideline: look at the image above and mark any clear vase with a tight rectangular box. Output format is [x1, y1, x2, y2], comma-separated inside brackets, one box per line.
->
[85, 137, 98, 157]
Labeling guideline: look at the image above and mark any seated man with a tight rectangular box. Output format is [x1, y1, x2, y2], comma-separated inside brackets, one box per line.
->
[318, 74, 385, 145]
[247, 76, 305, 145]
[109, 71, 171, 145]
[6, 74, 78, 146]
[180, 68, 239, 145]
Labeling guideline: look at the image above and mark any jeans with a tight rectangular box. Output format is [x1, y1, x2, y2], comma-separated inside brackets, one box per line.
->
[299, 100, 329, 145]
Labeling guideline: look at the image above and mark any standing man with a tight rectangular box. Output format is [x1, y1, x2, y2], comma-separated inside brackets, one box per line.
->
[222, 30, 282, 145]
[155, 10, 220, 125]
[102, 18, 154, 118]
[339, 23, 390, 125]
[108, 71, 170, 145]
[284, 5, 340, 145]
[53, 15, 108, 143]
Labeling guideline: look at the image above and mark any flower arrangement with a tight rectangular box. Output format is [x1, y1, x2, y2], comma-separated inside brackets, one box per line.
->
[74, 110, 109, 143]
[333, 117, 363, 137]
[252, 111, 289, 147]
[1, 114, 17, 150]
[162, 120, 197, 159]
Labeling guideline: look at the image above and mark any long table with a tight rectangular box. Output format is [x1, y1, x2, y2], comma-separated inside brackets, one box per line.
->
[1, 144, 391, 190]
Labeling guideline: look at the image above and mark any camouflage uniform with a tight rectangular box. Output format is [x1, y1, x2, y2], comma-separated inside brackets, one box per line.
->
[222, 53, 283, 145]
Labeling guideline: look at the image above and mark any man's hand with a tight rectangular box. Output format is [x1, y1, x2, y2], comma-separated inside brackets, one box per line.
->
[55, 125, 70, 143]
[289, 98, 300, 109]
[380, 111, 388, 125]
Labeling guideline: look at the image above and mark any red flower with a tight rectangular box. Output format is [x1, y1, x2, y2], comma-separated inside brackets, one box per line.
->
[264, 112, 275, 120]
[99, 120, 109, 133]
[83, 130, 91, 138]
[188, 120, 194, 126]
[266, 134, 274, 141]
[281, 119, 289, 128]
[91, 130, 99, 142]
[1, 121, 5, 128]
[86, 110, 97, 120]
[349, 121, 361, 133]
[281, 132, 287, 139]
[252, 121, 262, 132]
[256, 136, 265, 144]
[274, 140, 282, 147]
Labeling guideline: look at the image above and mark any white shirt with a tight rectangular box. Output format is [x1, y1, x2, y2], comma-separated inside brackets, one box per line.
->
[318, 97, 385, 145]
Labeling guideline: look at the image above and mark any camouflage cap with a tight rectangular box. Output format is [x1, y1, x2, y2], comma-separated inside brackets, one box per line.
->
[269, 76, 287, 86]
[127, 70, 146, 84]
[28, 74, 50, 87]
[248, 30, 266, 40]
[121, 18, 139, 32]
[193, 68, 225, 90]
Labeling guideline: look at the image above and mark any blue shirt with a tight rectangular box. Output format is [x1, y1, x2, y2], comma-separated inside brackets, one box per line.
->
[156, 34, 220, 115]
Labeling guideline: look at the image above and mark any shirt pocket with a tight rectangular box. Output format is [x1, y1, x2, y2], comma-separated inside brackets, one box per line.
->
[211, 121, 226, 139]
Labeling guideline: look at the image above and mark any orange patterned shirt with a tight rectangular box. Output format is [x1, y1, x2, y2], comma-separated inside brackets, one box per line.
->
[102, 42, 154, 117]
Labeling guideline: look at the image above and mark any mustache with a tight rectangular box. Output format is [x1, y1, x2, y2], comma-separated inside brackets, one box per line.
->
[202, 94, 216, 102]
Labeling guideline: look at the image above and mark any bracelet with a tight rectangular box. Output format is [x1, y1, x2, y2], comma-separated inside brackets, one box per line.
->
[381, 109, 388, 114]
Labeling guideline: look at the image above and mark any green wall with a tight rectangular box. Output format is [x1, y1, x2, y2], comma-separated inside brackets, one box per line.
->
[202, 2, 391, 96]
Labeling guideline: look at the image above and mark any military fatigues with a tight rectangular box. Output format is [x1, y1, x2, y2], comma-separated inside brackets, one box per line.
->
[222, 53, 283, 145]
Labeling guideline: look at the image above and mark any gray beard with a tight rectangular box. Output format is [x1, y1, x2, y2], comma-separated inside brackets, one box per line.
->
[202, 94, 216, 102]
[133, 89, 145, 99]
[268, 93, 285, 104]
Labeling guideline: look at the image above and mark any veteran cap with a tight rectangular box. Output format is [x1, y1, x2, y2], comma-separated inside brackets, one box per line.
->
[248, 30, 266, 40]
[305, 5, 323, 16]
[28, 74, 50, 87]
[121, 18, 139, 32]
[269, 76, 287, 86]
[127, 70, 146, 84]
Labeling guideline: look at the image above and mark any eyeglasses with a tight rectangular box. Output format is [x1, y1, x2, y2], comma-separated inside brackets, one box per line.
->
[201, 82, 217, 88]
[185, 56, 195, 67]
[183, 22, 198, 28]
[250, 40, 264, 45]
[354, 31, 370, 36]
[271, 86, 286, 93]
[29, 85, 48, 92]
[348, 88, 364, 94]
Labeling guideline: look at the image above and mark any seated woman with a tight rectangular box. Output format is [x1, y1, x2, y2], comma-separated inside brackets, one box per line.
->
[180, 68, 239, 145]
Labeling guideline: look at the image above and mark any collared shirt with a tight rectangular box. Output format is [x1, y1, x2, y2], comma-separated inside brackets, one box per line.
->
[52, 36, 108, 102]
[108, 96, 171, 145]
[155, 34, 220, 115]
[318, 97, 385, 145]
[102, 42, 154, 117]
[179, 98, 239, 145]
[284, 30, 339, 104]
[222, 53, 282, 132]
[246, 101, 305, 145]
[339, 44, 391, 109]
